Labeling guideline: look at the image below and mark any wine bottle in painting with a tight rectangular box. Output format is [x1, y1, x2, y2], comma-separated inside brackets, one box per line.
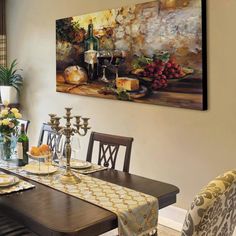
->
[84, 19, 99, 81]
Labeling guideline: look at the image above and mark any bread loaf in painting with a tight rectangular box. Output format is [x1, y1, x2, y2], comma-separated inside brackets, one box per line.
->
[64, 66, 88, 85]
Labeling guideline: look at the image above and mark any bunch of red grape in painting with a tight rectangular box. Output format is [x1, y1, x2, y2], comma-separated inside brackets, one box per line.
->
[163, 59, 185, 80]
[139, 59, 185, 91]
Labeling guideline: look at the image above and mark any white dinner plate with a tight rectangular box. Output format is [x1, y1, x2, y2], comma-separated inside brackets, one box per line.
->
[0, 174, 20, 187]
[27, 152, 51, 160]
[66, 159, 92, 169]
[23, 163, 58, 175]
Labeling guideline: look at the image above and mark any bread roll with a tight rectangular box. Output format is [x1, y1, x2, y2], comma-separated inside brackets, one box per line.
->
[64, 66, 88, 85]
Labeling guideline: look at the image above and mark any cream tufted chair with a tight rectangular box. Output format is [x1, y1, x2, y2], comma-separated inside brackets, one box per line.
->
[181, 170, 236, 236]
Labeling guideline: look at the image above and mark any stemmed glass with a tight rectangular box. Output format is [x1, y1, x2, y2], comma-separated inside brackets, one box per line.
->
[45, 152, 53, 177]
[38, 156, 42, 172]
[112, 50, 126, 79]
[97, 50, 113, 83]
[56, 135, 65, 168]
[71, 134, 81, 161]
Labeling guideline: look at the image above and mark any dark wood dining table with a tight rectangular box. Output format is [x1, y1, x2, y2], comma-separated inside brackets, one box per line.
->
[0, 167, 179, 236]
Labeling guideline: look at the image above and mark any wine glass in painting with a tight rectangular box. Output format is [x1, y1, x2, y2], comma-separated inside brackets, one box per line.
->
[97, 50, 113, 83]
[112, 50, 126, 79]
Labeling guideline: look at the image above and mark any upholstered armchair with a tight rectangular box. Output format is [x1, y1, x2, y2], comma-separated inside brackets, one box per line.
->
[181, 170, 236, 236]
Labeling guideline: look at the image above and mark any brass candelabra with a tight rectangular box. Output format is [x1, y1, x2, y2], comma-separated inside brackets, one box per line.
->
[48, 108, 90, 184]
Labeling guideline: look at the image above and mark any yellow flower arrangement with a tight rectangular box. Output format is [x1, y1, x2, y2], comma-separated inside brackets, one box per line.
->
[14, 112, 22, 119]
[1, 109, 9, 116]
[8, 122, 15, 128]
[0, 101, 23, 160]
[10, 108, 19, 114]
[2, 119, 10, 126]
[0, 101, 22, 138]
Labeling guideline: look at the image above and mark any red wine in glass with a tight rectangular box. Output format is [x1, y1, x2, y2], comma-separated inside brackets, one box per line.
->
[97, 50, 113, 83]
[112, 50, 126, 78]
[97, 56, 112, 67]
[111, 56, 124, 66]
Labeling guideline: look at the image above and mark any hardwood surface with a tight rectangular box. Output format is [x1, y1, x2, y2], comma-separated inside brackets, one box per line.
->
[0, 168, 179, 236]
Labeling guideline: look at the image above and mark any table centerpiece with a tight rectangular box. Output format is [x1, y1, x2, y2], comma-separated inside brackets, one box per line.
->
[0, 101, 22, 160]
[48, 107, 90, 184]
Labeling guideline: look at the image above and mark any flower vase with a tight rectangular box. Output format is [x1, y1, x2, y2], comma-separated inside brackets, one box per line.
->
[0, 136, 17, 161]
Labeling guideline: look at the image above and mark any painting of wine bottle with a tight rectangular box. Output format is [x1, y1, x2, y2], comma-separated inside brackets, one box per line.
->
[56, 0, 207, 110]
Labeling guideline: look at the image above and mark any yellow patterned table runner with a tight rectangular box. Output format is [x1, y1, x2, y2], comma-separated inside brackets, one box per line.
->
[3, 166, 158, 236]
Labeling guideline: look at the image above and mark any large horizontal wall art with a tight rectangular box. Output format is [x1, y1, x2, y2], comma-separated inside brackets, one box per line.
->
[56, 0, 207, 110]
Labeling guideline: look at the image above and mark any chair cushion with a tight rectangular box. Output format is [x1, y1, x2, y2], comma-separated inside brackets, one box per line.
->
[181, 170, 236, 236]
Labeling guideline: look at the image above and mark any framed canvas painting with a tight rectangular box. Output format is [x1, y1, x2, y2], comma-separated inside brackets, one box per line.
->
[56, 0, 207, 110]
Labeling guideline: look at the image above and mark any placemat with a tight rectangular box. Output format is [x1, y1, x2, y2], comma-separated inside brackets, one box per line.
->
[53, 161, 107, 174]
[72, 163, 107, 174]
[2, 165, 158, 236]
[0, 173, 35, 195]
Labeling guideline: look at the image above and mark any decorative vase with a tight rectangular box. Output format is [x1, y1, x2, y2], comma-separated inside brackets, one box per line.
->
[0, 135, 17, 161]
[0, 86, 19, 104]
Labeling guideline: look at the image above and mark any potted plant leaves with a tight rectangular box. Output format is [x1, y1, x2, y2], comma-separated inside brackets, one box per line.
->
[0, 59, 23, 104]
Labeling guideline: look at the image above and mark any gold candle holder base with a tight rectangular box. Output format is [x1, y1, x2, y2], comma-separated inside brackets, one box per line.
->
[59, 170, 81, 184]
[48, 108, 90, 185]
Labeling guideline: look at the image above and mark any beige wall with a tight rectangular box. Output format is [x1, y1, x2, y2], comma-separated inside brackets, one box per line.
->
[6, 0, 236, 209]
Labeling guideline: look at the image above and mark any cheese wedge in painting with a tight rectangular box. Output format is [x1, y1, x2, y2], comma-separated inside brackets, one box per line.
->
[116, 77, 139, 91]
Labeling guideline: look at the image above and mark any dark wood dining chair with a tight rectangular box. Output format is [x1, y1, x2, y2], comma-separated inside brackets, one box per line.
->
[86, 131, 134, 173]
[17, 119, 30, 133]
[0, 213, 38, 235]
[37, 123, 60, 155]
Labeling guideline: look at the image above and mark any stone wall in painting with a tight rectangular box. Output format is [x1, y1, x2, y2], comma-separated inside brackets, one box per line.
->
[113, 0, 202, 72]
[57, 0, 202, 74]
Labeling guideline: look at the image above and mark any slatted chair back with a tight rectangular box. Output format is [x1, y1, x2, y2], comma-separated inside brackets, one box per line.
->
[86, 132, 133, 173]
[17, 119, 30, 133]
[38, 123, 60, 155]
[0, 213, 38, 235]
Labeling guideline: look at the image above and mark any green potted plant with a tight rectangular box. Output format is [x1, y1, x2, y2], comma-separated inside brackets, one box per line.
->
[0, 59, 23, 104]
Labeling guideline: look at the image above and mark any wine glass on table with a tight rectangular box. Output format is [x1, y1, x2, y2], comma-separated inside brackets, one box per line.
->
[112, 50, 126, 79]
[56, 136, 65, 169]
[45, 151, 53, 177]
[71, 134, 81, 161]
[97, 50, 113, 83]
